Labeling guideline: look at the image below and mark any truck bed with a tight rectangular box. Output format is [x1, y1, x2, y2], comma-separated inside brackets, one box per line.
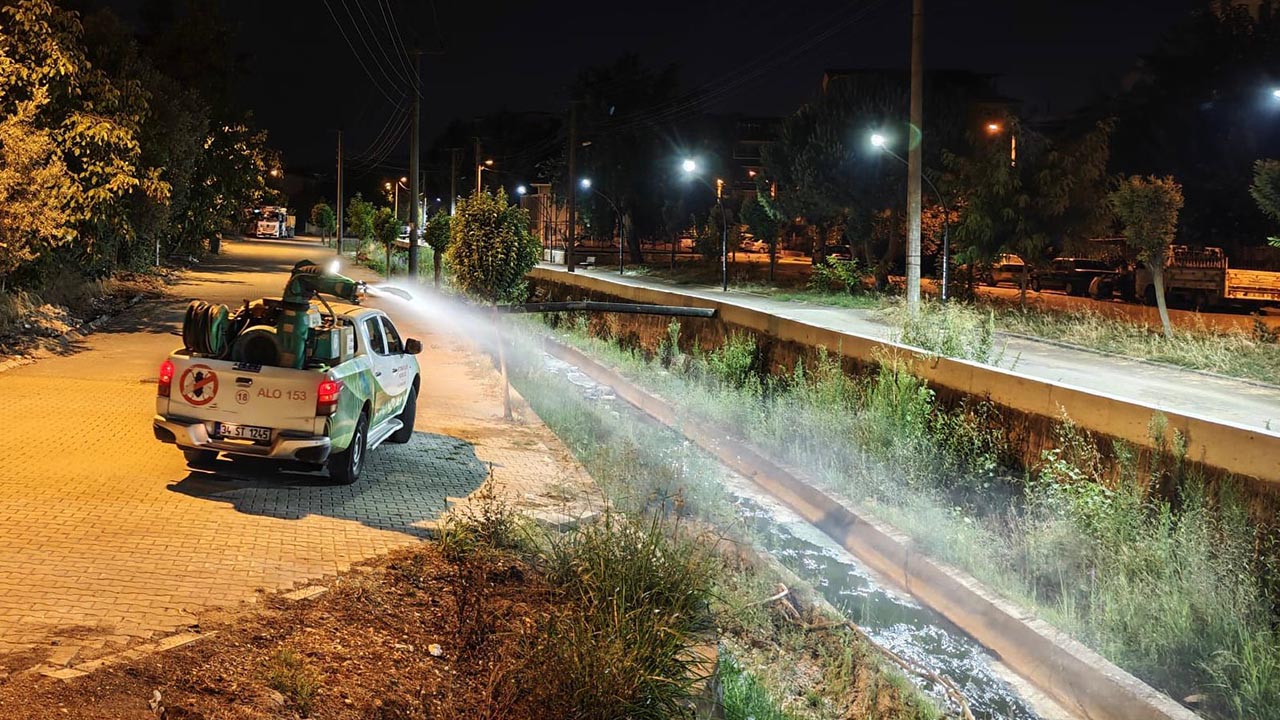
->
[1225, 269, 1280, 303]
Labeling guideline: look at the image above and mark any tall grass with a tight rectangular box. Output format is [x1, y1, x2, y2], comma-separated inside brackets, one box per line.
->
[520, 317, 1280, 718]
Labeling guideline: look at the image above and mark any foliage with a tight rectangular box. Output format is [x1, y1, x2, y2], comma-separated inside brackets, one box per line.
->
[372, 207, 400, 258]
[0, 0, 275, 289]
[1249, 159, 1280, 247]
[344, 192, 376, 244]
[893, 299, 996, 363]
[741, 191, 784, 277]
[1110, 175, 1183, 338]
[264, 647, 322, 716]
[808, 257, 869, 296]
[445, 189, 540, 304]
[310, 201, 335, 239]
[423, 210, 451, 285]
[945, 118, 1113, 306]
[533, 511, 719, 720]
[531, 318, 1280, 717]
[1111, 4, 1280, 249]
[694, 207, 736, 263]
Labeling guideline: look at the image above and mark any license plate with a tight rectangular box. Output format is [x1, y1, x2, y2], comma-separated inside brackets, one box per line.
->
[214, 422, 272, 442]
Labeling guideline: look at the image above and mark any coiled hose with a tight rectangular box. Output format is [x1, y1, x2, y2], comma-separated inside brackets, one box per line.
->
[182, 301, 230, 357]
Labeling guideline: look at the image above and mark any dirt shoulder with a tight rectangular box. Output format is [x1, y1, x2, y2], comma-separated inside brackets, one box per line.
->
[0, 541, 555, 720]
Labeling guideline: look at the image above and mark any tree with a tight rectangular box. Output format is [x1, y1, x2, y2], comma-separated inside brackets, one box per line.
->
[1110, 175, 1184, 339]
[946, 118, 1113, 306]
[310, 201, 336, 243]
[423, 211, 451, 286]
[372, 207, 400, 277]
[741, 192, 783, 280]
[345, 193, 376, 245]
[446, 189, 540, 419]
[1248, 159, 1280, 247]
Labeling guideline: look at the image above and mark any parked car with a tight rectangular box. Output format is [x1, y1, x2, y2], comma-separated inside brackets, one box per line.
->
[824, 244, 854, 261]
[741, 238, 770, 253]
[982, 254, 1027, 287]
[1031, 258, 1116, 297]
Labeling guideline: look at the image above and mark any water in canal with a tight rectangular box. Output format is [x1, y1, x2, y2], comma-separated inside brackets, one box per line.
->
[545, 352, 1044, 720]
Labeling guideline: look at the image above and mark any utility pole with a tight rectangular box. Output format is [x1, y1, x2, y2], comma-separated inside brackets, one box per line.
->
[905, 0, 924, 316]
[473, 136, 482, 195]
[449, 148, 459, 215]
[566, 101, 578, 272]
[407, 50, 422, 281]
[336, 129, 344, 255]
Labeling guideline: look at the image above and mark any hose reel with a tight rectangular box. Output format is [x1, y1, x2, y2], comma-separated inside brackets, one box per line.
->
[182, 301, 231, 358]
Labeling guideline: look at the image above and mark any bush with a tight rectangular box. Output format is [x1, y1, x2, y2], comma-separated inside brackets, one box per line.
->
[894, 299, 996, 363]
[264, 647, 321, 715]
[533, 511, 719, 719]
[808, 257, 869, 295]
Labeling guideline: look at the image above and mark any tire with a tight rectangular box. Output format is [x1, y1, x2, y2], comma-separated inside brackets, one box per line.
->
[1143, 285, 1158, 307]
[1031, 278, 1042, 293]
[389, 385, 417, 444]
[183, 448, 218, 468]
[1064, 281, 1076, 296]
[329, 412, 368, 485]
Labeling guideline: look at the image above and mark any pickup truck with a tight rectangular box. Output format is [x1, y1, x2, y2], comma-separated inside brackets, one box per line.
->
[154, 302, 421, 484]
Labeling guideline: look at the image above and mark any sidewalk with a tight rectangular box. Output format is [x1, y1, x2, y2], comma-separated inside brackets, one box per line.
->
[540, 264, 1280, 433]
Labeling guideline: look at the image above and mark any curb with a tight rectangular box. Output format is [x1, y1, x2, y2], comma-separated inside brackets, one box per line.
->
[542, 336, 1199, 720]
[997, 329, 1280, 393]
[0, 293, 148, 378]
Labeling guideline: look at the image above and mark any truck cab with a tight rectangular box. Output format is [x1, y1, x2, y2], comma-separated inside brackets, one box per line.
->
[153, 303, 421, 484]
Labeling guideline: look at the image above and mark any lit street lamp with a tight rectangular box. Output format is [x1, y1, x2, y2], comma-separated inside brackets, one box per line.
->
[516, 185, 528, 196]
[680, 158, 729, 291]
[870, 133, 952, 302]
[385, 176, 408, 220]
[475, 158, 494, 194]
[580, 178, 625, 275]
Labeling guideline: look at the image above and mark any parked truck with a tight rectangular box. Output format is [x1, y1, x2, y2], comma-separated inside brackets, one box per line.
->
[153, 260, 422, 484]
[1129, 246, 1280, 310]
[251, 206, 296, 239]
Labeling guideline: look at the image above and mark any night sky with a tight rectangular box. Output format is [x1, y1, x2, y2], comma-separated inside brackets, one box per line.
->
[103, 0, 1199, 177]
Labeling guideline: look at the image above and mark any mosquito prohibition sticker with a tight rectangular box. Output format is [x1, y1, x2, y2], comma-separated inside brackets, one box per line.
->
[179, 364, 219, 406]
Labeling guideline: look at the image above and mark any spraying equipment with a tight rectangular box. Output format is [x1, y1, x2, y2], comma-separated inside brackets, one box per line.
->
[154, 260, 422, 484]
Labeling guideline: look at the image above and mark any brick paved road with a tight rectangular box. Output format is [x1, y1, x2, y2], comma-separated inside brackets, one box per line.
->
[0, 238, 593, 666]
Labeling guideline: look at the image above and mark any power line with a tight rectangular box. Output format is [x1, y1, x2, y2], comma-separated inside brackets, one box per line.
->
[350, 99, 409, 162]
[335, 0, 412, 89]
[352, 112, 411, 174]
[320, 0, 403, 104]
[377, 0, 415, 79]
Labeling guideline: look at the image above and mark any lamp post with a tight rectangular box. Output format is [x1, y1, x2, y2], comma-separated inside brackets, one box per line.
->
[475, 158, 494, 195]
[871, 133, 952, 301]
[581, 178, 624, 275]
[385, 176, 408, 220]
[681, 159, 728, 291]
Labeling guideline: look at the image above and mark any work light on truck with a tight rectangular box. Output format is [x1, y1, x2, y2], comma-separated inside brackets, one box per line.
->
[317, 379, 343, 416]
[158, 359, 175, 397]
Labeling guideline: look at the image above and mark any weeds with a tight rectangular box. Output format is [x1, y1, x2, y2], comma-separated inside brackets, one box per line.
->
[718, 653, 800, 720]
[531, 511, 720, 720]
[264, 647, 322, 715]
[888, 298, 997, 363]
[523, 314, 1280, 718]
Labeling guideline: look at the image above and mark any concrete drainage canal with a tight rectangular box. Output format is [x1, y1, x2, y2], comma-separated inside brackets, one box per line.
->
[542, 352, 1058, 720]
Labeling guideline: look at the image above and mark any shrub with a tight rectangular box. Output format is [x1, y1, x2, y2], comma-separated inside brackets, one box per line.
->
[533, 511, 719, 719]
[264, 647, 321, 715]
[809, 257, 869, 295]
[894, 299, 996, 363]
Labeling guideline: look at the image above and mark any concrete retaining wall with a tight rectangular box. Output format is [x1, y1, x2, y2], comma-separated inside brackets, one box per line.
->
[529, 268, 1280, 487]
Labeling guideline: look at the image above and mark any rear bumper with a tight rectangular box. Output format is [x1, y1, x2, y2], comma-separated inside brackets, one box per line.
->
[153, 415, 332, 464]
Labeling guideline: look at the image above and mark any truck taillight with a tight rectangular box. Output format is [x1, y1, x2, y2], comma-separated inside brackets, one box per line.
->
[158, 359, 175, 397]
[317, 379, 343, 416]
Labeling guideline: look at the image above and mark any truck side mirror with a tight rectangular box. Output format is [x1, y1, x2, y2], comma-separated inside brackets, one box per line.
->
[404, 338, 423, 355]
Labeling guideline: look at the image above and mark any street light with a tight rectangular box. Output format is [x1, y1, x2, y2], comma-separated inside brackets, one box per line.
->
[386, 177, 409, 220]
[580, 178, 624, 275]
[870, 132, 952, 302]
[476, 159, 494, 194]
[681, 158, 728, 291]
[516, 185, 528, 196]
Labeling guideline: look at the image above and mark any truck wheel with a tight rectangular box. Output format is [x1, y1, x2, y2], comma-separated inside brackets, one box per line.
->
[183, 449, 218, 468]
[390, 385, 417, 444]
[330, 413, 367, 485]
[1064, 281, 1076, 296]
[1031, 278, 1042, 293]
[1143, 285, 1158, 307]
